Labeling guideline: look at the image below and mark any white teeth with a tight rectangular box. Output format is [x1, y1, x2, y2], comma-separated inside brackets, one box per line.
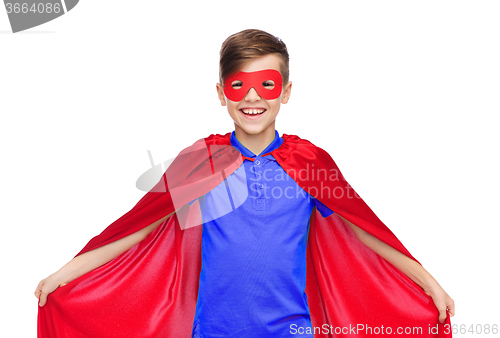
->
[242, 109, 265, 115]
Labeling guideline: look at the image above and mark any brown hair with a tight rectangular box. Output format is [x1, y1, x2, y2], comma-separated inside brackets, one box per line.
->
[219, 29, 289, 86]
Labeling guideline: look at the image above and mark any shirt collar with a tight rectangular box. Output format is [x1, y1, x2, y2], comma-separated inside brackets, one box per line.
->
[230, 130, 283, 157]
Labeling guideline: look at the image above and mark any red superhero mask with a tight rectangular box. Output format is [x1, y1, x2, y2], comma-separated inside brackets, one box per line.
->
[223, 69, 283, 102]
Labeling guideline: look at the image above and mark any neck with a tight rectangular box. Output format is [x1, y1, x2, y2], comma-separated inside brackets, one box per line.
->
[234, 123, 276, 156]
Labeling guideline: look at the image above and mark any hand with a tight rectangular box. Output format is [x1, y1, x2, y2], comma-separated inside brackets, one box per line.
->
[423, 281, 455, 324]
[34, 273, 68, 307]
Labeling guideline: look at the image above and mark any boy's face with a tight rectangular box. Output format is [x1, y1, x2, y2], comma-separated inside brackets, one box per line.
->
[216, 54, 292, 137]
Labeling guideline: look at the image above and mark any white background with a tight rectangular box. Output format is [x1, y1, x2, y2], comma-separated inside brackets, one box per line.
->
[1, 1, 499, 336]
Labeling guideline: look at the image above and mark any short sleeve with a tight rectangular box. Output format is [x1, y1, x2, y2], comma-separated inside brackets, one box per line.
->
[312, 196, 334, 218]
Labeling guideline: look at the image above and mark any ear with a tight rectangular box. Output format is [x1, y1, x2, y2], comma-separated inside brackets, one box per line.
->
[216, 83, 227, 106]
[281, 81, 292, 104]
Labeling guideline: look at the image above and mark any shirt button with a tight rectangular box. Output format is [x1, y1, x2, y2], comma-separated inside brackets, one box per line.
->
[259, 183, 264, 189]
[254, 160, 261, 166]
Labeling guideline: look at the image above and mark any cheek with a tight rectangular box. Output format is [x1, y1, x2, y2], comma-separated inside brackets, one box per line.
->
[267, 99, 281, 111]
[227, 101, 240, 113]
[228, 100, 239, 107]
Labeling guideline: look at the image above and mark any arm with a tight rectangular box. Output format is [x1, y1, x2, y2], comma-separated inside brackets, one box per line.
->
[337, 214, 455, 323]
[35, 211, 175, 307]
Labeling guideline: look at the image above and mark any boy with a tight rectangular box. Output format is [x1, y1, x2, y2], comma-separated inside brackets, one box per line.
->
[36, 29, 454, 337]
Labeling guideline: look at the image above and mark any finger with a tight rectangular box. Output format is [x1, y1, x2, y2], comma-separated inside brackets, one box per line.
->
[34, 280, 45, 299]
[447, 299, 455, 317]
[39, 291, 48, 307]
[438, 308, 447, 323]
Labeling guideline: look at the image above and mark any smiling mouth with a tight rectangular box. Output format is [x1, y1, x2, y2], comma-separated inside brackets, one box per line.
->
[240, 108, 267, 115]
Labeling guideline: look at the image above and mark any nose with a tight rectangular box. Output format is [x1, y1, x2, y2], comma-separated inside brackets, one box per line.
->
[244, 87, 261, 102]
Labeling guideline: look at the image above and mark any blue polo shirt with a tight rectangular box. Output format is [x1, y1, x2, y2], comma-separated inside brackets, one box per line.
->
[191, 130, 333, 338]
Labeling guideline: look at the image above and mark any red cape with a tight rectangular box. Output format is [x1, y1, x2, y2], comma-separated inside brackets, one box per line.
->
[38, 133, 452, 337]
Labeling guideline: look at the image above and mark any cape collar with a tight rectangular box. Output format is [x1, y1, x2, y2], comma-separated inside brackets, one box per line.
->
[230, 130, 284, 158]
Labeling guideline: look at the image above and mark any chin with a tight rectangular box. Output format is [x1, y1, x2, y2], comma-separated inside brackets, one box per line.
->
[238, 126, 265, 135]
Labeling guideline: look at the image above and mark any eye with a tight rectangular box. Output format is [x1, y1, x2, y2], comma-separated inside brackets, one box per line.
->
[262, 80, 275, 89]
[231, 80, 243, 89]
